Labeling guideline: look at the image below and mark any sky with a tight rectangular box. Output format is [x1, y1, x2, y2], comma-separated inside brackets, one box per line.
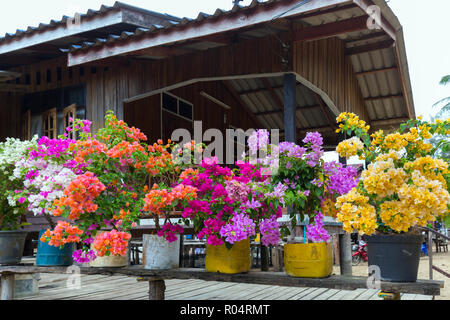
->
[0, 0, 448, 120]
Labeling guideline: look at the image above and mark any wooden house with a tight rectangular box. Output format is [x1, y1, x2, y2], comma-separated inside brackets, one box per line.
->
[0, 0, 415, 150]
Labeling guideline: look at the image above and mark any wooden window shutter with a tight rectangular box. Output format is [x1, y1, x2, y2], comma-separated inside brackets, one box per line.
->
[63, 104, 77, 139]
[42, 108, 57, 139]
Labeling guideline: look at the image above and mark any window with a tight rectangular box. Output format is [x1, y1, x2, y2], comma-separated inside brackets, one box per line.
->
[21, 110, 31, 140]
[63, 104, 77, 140]
[161, 92, 193, 121]
[42, 108, 57, 138]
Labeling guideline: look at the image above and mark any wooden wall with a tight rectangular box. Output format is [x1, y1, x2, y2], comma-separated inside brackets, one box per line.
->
[293, 37, 368, 122]
[0, 93, 21, 141]
[0, 32, 367, 139]
[124, 80, 259, 146]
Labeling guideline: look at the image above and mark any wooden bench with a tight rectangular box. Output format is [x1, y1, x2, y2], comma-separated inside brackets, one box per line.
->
[0, 265, 443, 301]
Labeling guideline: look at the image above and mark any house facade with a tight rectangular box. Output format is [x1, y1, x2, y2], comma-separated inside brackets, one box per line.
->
[0, 0, 415, 152]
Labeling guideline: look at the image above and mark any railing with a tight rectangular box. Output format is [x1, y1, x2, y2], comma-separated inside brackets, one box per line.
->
[419, 227, 450, 280]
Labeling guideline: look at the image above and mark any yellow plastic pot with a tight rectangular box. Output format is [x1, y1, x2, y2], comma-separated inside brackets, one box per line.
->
[205, 238, 251, 274]
[284, 242, 333, 278]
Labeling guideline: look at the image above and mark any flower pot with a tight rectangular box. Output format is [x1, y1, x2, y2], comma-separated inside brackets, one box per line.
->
[284, 242, 333, 278]
[36, 230, 74, 266]
[89, 230, 128, 268]
[0, 230, 28, 265]
[363, 233, 422, 282]
[142, 234, 180, 270]
[205, 238, 251, 274]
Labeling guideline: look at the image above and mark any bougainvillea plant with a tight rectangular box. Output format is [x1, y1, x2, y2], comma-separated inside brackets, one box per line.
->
[0, 136, 38, 230]
[334, 112, 450, 235]
[38, 112, 156, 262]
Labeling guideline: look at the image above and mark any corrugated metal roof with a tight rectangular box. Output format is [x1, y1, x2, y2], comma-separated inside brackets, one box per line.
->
[0, 1, 181, 44]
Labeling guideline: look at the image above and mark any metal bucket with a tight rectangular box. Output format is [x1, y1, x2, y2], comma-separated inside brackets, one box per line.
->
[364, 233, 422, 282]
[0, 230, 28, 265]
[36, 229, 74, 266]
[205, 238, 251, 274]
[142, 234, 180, 270]
[284, 242, 333, 278]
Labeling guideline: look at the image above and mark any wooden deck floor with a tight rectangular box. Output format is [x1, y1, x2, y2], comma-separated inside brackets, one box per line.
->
[17, 272, 432, 300]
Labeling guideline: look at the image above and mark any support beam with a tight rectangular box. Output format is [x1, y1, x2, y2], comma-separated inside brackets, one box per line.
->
[344, 31, 387, 44]
[262, 78, 284, 111]
[356, 66, 397, 77]
[283, 73, 297, 143]
[345, 39, 395, 55]
[255, 104, 319, 116]
[313, 92, 336, 129]
[364, 93, 403, 102]
[292, 16, 369, 42]
[221, 81, 264, 129]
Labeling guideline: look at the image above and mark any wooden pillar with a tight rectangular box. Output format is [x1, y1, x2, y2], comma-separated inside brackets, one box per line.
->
[339, 234, 352, 276]
[428, 230, 433, 280]
[148, 279, 166, 300]
[0, 274, 15, 300]
[283, 73, 297, 143]
[260, 243, 269, 271]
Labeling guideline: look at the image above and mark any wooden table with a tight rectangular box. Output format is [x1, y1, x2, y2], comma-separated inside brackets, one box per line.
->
[0, 265, 443, 300]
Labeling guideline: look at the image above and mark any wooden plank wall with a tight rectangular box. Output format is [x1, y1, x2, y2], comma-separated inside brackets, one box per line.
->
[293, 37, 368, 122]
[86, 35, 284, 132]
[0, 92, 21, 141]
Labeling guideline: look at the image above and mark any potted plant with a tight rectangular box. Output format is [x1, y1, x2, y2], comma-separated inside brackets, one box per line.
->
[42, 111, 151, 267]
[334, 112, 450, 282]
[140, 140, 200, 270]
[0, 136, 38, 265]
[174, 153, 283, 274]
[247, 130, 359, 278]
[13, 135, 79, 266]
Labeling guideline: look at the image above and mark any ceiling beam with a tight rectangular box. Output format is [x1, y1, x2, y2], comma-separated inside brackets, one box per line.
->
[292, 15, 369, 42]
[221, 81, 264, 129]
[364, 93, 403, 102]
[255, 104, 320, 116]
[344, 31, 386, 44]
[356, 66, 397, 76]
[345, 39, 395, 55]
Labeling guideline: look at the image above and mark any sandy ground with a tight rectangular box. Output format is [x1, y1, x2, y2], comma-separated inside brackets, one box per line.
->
[332, 251, 450, 300]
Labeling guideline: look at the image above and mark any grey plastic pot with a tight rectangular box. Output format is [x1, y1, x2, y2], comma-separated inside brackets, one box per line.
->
[363, 233, 422, 282]
[0, 230, 28, 265]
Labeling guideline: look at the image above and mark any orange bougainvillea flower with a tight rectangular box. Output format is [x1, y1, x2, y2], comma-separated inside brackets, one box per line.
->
[143, 184, 197, 215]
[52, 172, 106, 220]
[93, 230, 131, 257]
[40, 221, 84, 248]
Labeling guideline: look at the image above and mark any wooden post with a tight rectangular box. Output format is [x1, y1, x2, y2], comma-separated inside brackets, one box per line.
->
[0, 274, 15, 300]
[148, 279, 166, 300]
[283, 72, 296, 143]
[260, 243, 269, 271]
[339, 234, 352, 276]
[428, 230, 433, 280]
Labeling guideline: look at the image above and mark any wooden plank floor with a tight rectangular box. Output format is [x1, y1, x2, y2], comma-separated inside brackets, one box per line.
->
[16, 273, 433, 300]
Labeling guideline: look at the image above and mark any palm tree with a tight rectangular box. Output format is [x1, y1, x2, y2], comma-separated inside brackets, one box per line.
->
[429, 75, 450, 160]
[432, 75, 450, 118]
